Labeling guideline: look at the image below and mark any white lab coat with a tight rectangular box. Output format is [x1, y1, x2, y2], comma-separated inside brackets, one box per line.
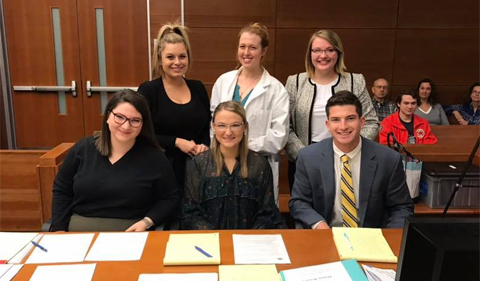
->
[211, 67, 289, 205]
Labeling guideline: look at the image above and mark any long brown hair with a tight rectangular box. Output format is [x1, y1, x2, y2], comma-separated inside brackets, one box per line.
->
[94, 90, 161, 156]
[151, 22, 191, 79]
[211, 101, 249, 178]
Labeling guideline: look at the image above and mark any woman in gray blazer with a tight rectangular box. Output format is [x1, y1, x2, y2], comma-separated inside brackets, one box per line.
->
[284, 30, 379, 191]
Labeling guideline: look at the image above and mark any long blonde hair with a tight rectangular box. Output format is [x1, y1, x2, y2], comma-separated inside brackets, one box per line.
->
[151, 23, 191, 79]
[305, 29, 347, 78]
[211, 101, 249, 178]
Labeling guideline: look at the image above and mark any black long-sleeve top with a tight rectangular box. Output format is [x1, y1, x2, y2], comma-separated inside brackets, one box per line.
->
[180, 150, 286, 230]
[138, 78, 211, 189]
[51, 136, 180, 231]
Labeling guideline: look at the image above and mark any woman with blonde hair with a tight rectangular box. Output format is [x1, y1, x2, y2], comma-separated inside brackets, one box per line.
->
[181, 101, 285, 230]
[138, 23, 210, 190]
[285, 29, 379, 190]
[210, 23, 289, 206]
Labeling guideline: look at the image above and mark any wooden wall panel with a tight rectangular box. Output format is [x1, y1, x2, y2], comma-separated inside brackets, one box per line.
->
[187, 27, 276, 90]
[275, 29, 396, 85]
[393, 30, 479, 86]
[276, 0, 398, 28]
[398, 0, 479, 28]
[184, 0, 276, 28]
[149, 0, 181, 41]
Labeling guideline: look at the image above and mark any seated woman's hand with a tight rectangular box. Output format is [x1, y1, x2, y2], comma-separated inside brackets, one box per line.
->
[175, 138, 197, 158]
[125, 220, 149, 232]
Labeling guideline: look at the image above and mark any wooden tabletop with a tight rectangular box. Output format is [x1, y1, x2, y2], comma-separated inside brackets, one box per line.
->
[13, 229, 402, 280]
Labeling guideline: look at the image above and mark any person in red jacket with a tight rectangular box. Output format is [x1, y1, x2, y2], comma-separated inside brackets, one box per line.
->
[379, 90, 437, 144]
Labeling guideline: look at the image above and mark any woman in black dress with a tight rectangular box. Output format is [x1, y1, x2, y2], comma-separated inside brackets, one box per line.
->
[138, 23, 210, 191]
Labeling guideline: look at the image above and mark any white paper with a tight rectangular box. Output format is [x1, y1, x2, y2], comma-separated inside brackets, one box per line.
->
[0, 264, 23, 281]
[280, 262, 352, 281]
[138, 273, 218, 281]
[29, 264, 96, 281]
[0, 232, 39, 262]
[26, 234, 94, 264]
[85, 232, 148, 261]
[233, 234, 290, 264]
[362, 265, 396, 281]
[8, 234, 42, 264]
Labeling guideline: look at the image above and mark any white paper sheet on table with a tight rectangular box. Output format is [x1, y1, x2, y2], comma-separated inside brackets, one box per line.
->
[232, 234, 291, 264]
[138, 273, 218, 281]
[0, 232, 39, 262]
[85, 232, 148, 261]
[0, 264, 23, 281]
[25, 234, 94, 264]
[29, 264, 96, 281]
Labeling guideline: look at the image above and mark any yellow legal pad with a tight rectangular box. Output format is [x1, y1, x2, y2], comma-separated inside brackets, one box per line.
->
[219, 265, 278, 281]
[163, 233, 221, 265]
[332, 227, 398, 263]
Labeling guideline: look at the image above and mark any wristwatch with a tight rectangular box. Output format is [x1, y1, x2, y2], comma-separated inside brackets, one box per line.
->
[141, 217, 154, 229]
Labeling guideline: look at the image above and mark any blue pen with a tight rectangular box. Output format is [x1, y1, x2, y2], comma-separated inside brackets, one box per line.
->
[343, 233, 354, 251]
[31, 241, 48, 253]
[195, 246, 212, 258]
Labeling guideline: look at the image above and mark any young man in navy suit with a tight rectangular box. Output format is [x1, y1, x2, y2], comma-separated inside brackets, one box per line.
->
[289, 91, 413, 229]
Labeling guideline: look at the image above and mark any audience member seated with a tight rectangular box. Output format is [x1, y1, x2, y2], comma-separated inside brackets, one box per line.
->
[371, 78, 396, 122]
[414, 78, 449, 125]
[51, 90, 180, 232]
[181, 101, 285, 230]
[289, 91, 413, 229]
[379, 90, 437, 144]
[445, 82, 480, 125]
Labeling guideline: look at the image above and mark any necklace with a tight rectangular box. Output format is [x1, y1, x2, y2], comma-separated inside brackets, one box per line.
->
[238, 71, 261, 98]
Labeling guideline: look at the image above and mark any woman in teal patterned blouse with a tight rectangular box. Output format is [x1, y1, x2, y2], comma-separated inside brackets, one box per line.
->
[181, 101, 285, 229]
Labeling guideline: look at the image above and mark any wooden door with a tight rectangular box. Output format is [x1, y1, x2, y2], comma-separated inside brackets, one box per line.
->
[3, 0, 150, 148]
[3, 0, 84, 148]
[77, 0, 150, 135]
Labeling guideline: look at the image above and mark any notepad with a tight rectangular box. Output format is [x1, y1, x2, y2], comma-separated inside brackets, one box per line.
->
[26, 234, 94, 264]
[163, 233, 220, 266]
[279, 260, 368, 281]
[29, 264, 96, 281]
[85, 232, 148, 261]
[332, 228, 397, 263]
[0, 232, 39, 263]
[138, 273, 218, 281]
[219, 265, 278, 281]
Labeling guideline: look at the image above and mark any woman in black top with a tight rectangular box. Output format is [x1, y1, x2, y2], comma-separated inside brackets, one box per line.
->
[138, 23, 210, 190]
[52, 90, 180, 232]
[181, 101, 285, 229]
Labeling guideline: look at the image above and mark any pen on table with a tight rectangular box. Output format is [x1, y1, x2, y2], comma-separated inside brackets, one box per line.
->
[31, 241, 48, 253]
[343, 233, 354, 251]
[194, 246, 212, 258]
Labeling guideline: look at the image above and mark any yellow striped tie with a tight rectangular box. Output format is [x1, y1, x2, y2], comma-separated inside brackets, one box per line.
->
[341, 154, 358, 227]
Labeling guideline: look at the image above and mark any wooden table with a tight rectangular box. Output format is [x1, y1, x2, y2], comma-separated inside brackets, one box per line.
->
[13, 229, 402, 280]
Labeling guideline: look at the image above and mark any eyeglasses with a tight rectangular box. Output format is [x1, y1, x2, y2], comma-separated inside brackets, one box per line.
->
[214, 122, 244, 132]
[111, 111, 143, 128]
[311, 48, 336, 55]
[472, 91, 480, 95]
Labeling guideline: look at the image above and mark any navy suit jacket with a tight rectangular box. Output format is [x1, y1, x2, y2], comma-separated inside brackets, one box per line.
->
[289, 137, 414, 228]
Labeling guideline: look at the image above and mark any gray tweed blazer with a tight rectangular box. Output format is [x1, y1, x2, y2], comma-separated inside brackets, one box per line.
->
[285, 72, 379, 161]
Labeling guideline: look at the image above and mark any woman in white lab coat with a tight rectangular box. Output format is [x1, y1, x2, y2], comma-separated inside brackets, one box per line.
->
[210, 23, 289, 205]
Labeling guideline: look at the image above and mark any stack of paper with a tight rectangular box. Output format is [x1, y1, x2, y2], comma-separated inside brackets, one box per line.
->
[26, 234, 94, 264]
[0, 232, 39, 263]
[279, 260, 367, 281]
[232, 234, 290, 264]
[0, 264, 24, 281]
[163, 233, 220, 265]
[85, 232, 148, 261]
[138, 273, 218, 281]
[332, 228, 397, 263]
[219, 265, 278, 281]
[29, 264, 96, 281]
[362, 265, 396, 281]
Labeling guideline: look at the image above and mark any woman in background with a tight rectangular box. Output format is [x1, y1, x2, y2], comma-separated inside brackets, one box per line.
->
[181, 101, 285, 230]
[138, 23, 210, 190]
[52, 90, 179, 232]
[445, 82, 480, 125]
[284, 29, 379, 191]
[414, 78, 449, 125]
[210, 23, 289, 206]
